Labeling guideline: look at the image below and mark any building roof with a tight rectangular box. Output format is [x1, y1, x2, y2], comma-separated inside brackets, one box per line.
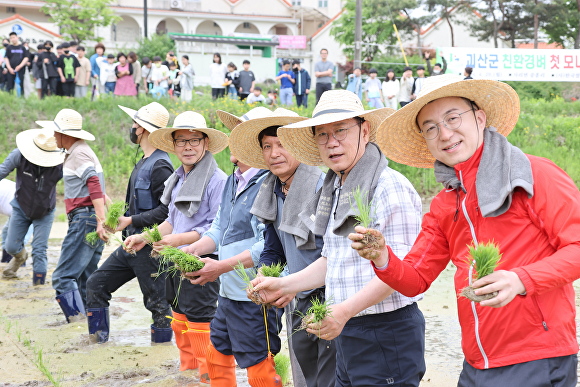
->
[225, 0, 292, 7]
[0, 14, 61, 38]
[311, 9, 343, 40]
[516, 42, 563, 49]
[169, 32, 279, 46]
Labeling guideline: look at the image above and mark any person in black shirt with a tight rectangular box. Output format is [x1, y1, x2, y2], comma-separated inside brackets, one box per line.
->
[3, 32, 29, 96]
[56, 42, 80, 98]
[37, 40, 60, 98]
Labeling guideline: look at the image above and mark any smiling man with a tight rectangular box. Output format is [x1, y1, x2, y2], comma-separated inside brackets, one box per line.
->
[251, 91, 426, 386]
[351, 74, 580, 386]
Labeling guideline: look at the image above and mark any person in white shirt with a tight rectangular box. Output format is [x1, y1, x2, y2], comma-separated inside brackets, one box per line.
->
[149, 56, 169, 99]
[382, 69, 400, 110]
[246, 86, 266, 104]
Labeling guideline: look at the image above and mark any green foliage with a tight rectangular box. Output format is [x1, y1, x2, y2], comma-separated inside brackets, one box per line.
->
[136, 33, 176, 61]
[505, 81, 564, 101]
[41, 0, 120, 43]
[351, 186, 373, 228]
[544, 0, 580, 48]
[274, 354, 291, 385]
[103, 201, 126, 230]
[305, 297, 333, 325]
[467, 241, 502, 280]
[142, 224, 163, 244]
[158, 246, 204, 273]
[85, 231, 99, 245]
[260, 263, 285, 278]
[233, 262, 257, 286]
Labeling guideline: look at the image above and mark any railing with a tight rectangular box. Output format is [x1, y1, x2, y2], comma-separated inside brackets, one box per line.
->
[114, 0, 202, 11]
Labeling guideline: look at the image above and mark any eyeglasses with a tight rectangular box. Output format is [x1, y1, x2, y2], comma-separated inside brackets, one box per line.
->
[173, 137, 204, 147]
[314, 121, 361, 145]
[419, 109, 474, 140]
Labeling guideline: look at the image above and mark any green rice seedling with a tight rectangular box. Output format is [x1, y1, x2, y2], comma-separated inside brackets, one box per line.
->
[142, 224, 163, 258]
[350, 186, 380, 251]
[85, 231, 100, 245]
[233, 262, 263, 305]
[460, 241, 503, 302]
[260, 262, 285, 278]
[274, 353, 291, 385]
[158, 246, 205, 304]
[298, 297, 333, 336]
[102, 201, 127, 233]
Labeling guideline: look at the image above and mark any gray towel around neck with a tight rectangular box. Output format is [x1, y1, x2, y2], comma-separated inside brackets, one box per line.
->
[433, 127, 534, 217]
[160, 150, 217, 217]
[251, 163, 323, 249]
[300, 142, 388, 238]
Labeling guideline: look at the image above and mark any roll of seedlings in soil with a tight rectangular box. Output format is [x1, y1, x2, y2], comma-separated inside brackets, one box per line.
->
[102, 201, 127, 234]
[158, 246, 205, 278]
[299, 297, 332, 337]
[235, 262, 284, 308]
[85, 231, 100, 245]
[460, 241, 502, 302]
[142, 224, 163, 258]
[351, 186, 380, 250]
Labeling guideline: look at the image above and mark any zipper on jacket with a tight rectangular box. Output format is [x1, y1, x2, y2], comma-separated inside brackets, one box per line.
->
[532, 296, 549, 331]
[459, 170, 490, 369]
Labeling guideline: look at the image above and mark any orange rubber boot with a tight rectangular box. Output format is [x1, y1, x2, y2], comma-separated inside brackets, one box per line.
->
[247, 355, 282, 387]
[170, 312, 199, 371]
[206, 344, 237, 387]
[186, 321, 211, 383]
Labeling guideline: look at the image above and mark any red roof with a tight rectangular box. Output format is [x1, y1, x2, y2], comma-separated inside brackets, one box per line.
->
[311, 9, 344, 39]
[516, 42, 563, 49]
[0, 14, 61, 38]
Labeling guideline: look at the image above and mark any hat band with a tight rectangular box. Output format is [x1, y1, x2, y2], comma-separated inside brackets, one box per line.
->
[134, 113, 162, 129]
[54, 121, 81, 132]
[241, 114, 250, 121]
[174, 125, 199, 129]
[34, 140, 62, 153]
[312, 108, 358, 118]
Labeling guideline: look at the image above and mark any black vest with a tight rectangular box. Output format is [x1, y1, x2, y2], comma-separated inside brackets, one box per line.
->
[131, 149, 172, 214]
[15, 156, 63, 219]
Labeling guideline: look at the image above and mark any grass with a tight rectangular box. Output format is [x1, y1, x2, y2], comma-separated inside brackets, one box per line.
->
[274, 353, 291, 385]
[260, 262, 285, 278]
[141, 224, 162, 244]
[467, 241, 502, 280]
[351, 186, 372, 228]
[158, 246, 204, 273]
[102, 201, 127, 231]
[233, 261, 258, 287]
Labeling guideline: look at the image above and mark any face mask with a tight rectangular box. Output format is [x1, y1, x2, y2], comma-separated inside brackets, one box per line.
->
[433, 70, 441, 75]
[155, 63, 161, 68]
[44, 46, 51, 50]
[64, 50, 70, 54]
[2, 43, 7, 47]
[130, 127, 140, 144]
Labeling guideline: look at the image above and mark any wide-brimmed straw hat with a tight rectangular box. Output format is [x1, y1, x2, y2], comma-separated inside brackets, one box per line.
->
[278, 90, 394, 166]
[36, 109, 95, 141]
[16, 129, 65, 167]
[216, 106, 273, 131]
[148, 111, 229, 155]
[118, 102, 169, 133]
[228, 107, 308, 169]
[376, 74, 520, 168]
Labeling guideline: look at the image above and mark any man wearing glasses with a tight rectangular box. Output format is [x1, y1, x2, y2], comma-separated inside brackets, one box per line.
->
[251, 90, 427, 386]
[352, 74, 580, 386]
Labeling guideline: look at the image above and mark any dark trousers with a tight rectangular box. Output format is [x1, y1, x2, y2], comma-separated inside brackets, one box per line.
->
[335, 303, 425, 387]
[239, 92, 250, 101]
[295, 94, 308, 108]
[291, 293, 336, 387]
[211, 296, 283, 368]
[86, 244, 172, 327]
[458, 354, 578, 387]
[211, 88, 225, 99]
[166, 255, 219, 322]
[315, 82, 332, 104]
[62, 82, 75, 97]
[5, 69, 26, 95]
[41, 77, 58, 98]
[400, 101, 410, 108]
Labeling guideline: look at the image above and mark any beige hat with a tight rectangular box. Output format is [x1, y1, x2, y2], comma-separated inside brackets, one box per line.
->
[16, 129, 65, 167]
[216, 106, 273, 131]
[118, 102, 169, 133]
[35, 109, 95, 141]
[148, 111, 229, 155]
[376, 74, 520, 168]
[228, 107, 308, 169]
[278, 90, 394, 166]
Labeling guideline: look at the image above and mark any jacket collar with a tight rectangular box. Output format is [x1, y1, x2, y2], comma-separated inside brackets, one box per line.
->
[453, 142, 484, 189]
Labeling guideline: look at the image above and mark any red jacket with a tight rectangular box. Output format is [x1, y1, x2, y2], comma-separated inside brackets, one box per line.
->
[375, 145, 580, 369]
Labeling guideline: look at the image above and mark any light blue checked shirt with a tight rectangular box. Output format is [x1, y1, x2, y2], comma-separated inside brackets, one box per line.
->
[322, 165, 423, 317]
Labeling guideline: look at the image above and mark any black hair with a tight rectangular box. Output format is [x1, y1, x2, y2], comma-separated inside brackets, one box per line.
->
[77, 45, 85, 51]
[258, 126, 279, 147]
[168, 61, 177, 67]
[465, 66, 473, 75]
[282, 60, 290, 66]
[213, 52, 222, 64]
[153, 56, 162, 62]
[243, 59, 250, 65]
[61, 42, 71, 48]
[69, 41, 78, 46]
[45, 40, 53, 48]
[254, 86, 262, 92]
[9, 32, 17, 37]
[292, 60, 301, 66]
[182, 54, 189, 60]
[353, 67, 361, 71]
[142, 57, 151, 64]
[310, 117, 365, 136]
[37, 43, 45, 50]
[434, 63, 442, 68]
[369, 68, 378, 74]
[227, 61, 236, 70]
[107, 53, 115, 59]
[385, 69, 396, 81]
[320, 48, 328, 54]
[117, 52, 127, 61]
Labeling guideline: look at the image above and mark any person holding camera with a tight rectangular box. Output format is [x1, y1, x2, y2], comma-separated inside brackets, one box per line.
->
[292, 60, 311, 108]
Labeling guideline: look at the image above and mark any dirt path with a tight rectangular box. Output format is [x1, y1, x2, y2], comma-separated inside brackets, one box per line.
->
[0, 221, 578, 386]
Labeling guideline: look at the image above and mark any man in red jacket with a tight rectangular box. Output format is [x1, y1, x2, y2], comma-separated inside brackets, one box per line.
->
[351, 74, 580, 386]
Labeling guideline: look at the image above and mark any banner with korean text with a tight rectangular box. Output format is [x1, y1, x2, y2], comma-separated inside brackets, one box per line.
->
[437, 47, 580, 82]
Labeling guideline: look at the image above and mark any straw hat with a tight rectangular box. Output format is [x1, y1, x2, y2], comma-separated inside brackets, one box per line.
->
[216, 106, 273, 131]
[118, 102, 169, 133]
[376, 74, 520, 168]
[148, 111, 229, 155]
[277, 90, 394, 166]
[16, 129, 65, 167]
[35, 109, 95, 141]
[228, 107, 308, 169]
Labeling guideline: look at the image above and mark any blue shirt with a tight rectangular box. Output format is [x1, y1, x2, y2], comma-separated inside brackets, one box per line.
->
[277, 70, 295, 89]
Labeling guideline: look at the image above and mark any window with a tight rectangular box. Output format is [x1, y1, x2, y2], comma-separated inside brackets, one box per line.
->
[243, 22, 251, 29]
[318, 0, 328, 7]
[6, 7, 16, 13]
[292, 0, 301, 5]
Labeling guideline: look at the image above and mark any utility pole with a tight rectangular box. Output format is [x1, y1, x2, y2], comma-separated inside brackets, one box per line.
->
[354, 0, 362, 68]
[144, 0, 148, 38]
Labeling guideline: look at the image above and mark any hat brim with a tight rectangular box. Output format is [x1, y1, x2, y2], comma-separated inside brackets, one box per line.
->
[35, 121, 95, 141]
[376, 79, 520, 168]
[278, 108, 394, 166]
[216, 110, 242, 131]
[118, 105, 162, 133]
[229, 116, 309, 169]
[148, 127, 229, 155]
[16, 129, 65, 167]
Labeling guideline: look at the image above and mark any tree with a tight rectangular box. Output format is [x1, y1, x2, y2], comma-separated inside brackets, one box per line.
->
[543, 0, 580, 48]
[136, 33, 176, 61]
[42, 0, 120, 44]
[425, 0, 460, 47]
